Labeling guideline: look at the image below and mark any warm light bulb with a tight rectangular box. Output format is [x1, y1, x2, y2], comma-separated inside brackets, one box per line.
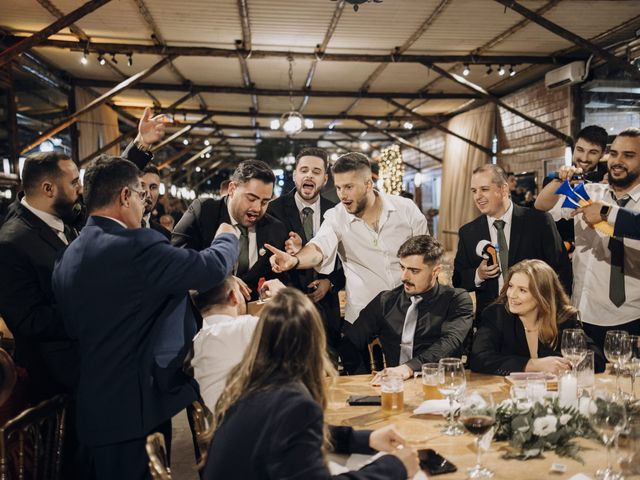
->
[270, 119, 280, 130]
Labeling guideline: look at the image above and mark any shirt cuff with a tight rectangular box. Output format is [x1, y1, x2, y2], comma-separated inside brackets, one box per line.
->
[607, 205, 619, 227]
[474, 269, 483, 287]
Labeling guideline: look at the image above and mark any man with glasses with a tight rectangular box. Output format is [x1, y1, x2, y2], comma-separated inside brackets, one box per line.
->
[53, 155, 239, 480]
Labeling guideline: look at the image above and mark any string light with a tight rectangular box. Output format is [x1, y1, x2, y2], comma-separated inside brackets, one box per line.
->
[380, 145, 404, 195]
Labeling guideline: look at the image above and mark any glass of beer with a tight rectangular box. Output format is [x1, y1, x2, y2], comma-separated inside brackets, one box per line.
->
[380, 372, 404, 414]
[422, 363, 443, 400]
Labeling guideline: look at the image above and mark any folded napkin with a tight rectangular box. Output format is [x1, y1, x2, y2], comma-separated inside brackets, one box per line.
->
[413, 399, 459, 415]
[344, 452, 428, 480]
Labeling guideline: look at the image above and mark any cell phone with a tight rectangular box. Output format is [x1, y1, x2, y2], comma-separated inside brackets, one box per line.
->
[347, 395, 381, 406]
[418, 449, 457, 475]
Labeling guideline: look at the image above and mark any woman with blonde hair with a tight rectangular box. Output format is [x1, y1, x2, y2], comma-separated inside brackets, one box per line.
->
[201, 288, 418, 479]
[470, 259, 605, 376]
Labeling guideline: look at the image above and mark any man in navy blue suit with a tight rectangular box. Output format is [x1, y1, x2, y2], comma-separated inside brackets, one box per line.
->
[52, 156, 238, 480]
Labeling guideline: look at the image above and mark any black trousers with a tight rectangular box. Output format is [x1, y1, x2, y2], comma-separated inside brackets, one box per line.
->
[90, 420, 172, 480]
[583, 319, 640, 353]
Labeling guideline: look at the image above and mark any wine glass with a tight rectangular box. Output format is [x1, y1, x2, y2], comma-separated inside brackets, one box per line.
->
[461, 392, 496, 478]
[589, 390, 627, 480]
[561, 328, 587, 371]
[628, 336, 640, 399]
[604, 331, 631, 395]
[438, 357, 466, 436]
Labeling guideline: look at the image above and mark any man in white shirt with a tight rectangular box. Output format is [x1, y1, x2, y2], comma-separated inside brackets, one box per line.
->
[266, 152, 429, 323]
[536, 127, 640, 349]
[191, 277, 285, 409]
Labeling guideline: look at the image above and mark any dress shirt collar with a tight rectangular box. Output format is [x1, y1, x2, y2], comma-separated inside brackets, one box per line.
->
[143, 212, 151, 227]
[294, 191, 320, 213]
[487, 200, 514, 226]
[346, 190, 395, 224]
[97, 215, 128, 229]
[402, 281, 441, 305]
[202, 313, 236, 328]
[608, 183, 640, 203]
[21, 197, 65, 234]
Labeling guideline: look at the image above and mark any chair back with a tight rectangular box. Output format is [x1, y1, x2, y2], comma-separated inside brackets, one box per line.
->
[367, 337, 387, 372]
[187, 400, 212, 463]
[146, 432, 171, 480]
[0, 394, 68, 480]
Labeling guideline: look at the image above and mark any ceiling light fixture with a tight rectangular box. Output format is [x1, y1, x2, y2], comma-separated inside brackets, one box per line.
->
[463, 64, 470, 76]
[110, 53, 118, 64]
[274, 55, 313, 135]
[127, 53, 133, 67]
[509, 65, 516, 77]
[337, 0, 383, 12]
[98, 53, 106, 66]
[498, 65, 505, 76]
[486, 65, 493, 75]
[403, 121, 414, 130]
[80, 51, 88, 65]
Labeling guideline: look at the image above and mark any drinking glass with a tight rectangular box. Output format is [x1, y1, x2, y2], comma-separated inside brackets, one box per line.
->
[576, 350, 595, 394]
[628, 336, 640, 398]
[604, 330, 631, 395]
[618, 417, 640, 478]
[421, 363, 442, 400]
[561, 328, 588, 371]
[438, 357, 466, 436]
[380, 372, 404, 414]
[589, 390, 627, 480]
[460, 392, 496, 479]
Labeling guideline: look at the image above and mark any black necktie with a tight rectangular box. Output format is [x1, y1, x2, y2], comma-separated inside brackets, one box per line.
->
[302, 207, 314, 242]
[63, 224, 77, 244]
[237, 225, 250, 276]
[493, 219, 509, 279]
[609, 196, 631, 307]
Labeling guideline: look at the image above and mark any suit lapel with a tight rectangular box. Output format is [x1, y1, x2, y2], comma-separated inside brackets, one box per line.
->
[508, 204, 524, 266]
[17, 204, 67, 252]
[284, 193, 305, 238]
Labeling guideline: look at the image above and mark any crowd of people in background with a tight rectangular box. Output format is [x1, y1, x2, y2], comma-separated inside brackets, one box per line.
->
[0, 108, 638, 479]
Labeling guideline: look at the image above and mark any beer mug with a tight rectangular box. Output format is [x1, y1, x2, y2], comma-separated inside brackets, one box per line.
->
[421, 363, 443, 400]
[380, 372, 404, 414]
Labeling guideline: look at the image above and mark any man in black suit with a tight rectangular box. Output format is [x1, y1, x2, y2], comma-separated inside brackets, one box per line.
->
[453, 164, 567, 322]
[172, 160, 288, 298]
[267, 148, 345, 355]
[140, 164, 171, 240]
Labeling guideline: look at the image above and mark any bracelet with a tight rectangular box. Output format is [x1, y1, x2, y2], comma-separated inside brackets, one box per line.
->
[134, 139, 153, 153]
[292, 255, 300, 269]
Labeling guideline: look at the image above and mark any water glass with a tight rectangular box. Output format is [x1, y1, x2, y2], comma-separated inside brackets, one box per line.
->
[576, 350, 595, 394]
[604, 330, 631, 395]
[526, 377, 547, 403]
[589, 390, 627, 480]
[438, 358, 466, 436]
[561, 328, 588, 371]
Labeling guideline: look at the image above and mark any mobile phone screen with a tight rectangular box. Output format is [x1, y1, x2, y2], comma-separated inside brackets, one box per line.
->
[418, 449, 457, 475]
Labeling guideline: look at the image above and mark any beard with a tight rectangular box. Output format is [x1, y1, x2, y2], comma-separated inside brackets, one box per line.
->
[351, 194, 369, 216]
[53, 194, 83, 225]
[608, 168, 640, 188]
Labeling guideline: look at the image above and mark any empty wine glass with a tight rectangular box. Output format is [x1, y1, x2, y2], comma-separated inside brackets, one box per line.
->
[628, 336, 640, 398]
[438, 357, 467, 436]
[561, 328, 587, 371]
[461, 392, 496, 478]
[589, 390, 627, 480]
[604, 330, 631, 395]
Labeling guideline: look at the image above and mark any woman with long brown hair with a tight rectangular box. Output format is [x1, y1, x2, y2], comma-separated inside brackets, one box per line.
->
[201, 288, 417, 479]
[470, 259, 605, 376]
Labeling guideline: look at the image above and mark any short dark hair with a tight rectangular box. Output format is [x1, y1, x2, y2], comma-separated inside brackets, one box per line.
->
[332, 152, 371, 175]
[576, 125, 608, 152]
[296, 148, 328, 171]
[192, 276, 235, 311]
[397, 235, 444, 264]
[230, 160, 275, 185]
[141, 164, 160, 176]
[472, 164, 508, 187]
[83, 155, 141, 213]
[21, 152, 71, 194]
[617, 127, 640, 139]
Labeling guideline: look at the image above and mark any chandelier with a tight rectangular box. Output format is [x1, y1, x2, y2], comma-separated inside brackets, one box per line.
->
[270, 56, 313, 135]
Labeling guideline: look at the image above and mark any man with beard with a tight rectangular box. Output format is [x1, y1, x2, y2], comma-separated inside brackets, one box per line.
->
[536, 127, 640, 348]
[267, 148, 346, 356]
[140, 164, 170, 240]
[172, 160, 288, 298]
[265, 152, 428, 324]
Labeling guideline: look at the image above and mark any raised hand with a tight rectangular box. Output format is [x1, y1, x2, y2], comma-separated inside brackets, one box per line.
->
[137, 107, 167, 147]
[284, 232, 303, 255]
[264, 243, 298, 273]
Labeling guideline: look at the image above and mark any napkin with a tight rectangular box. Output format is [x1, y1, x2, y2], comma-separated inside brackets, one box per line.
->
[413, 399, 458, 415]
[567, 474, 593, 480]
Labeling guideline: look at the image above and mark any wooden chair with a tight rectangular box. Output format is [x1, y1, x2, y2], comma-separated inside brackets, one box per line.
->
[187, 400, 212, 463]
[0, 394, 68, 480]
[367, 337, 387, 372]
[146, 432, 172, 480]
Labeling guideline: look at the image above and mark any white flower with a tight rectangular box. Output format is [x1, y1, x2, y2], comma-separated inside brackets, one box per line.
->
[259, 247, 266, 256]
[559, 414, 572, 426]
[533, 415, 558, 436]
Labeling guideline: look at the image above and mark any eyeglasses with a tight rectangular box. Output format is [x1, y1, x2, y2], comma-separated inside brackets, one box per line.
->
[130, 187, 147, 202]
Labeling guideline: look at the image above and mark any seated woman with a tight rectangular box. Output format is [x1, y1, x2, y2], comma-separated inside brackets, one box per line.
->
[470, 259, 605, 376]
[201, 288, 418, 480]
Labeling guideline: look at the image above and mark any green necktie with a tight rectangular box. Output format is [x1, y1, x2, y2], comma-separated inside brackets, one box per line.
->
[302, 207, 314, 242]
[609, 196, 631, 307]
[237, 225, 250, 276]
[493, 219, 509, 279]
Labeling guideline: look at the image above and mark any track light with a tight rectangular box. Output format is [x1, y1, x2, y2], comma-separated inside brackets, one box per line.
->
[204, 139, 210, 146]
[98, 53, 106, 66]
[80, 51, 88, 65]
[509, 65, 516, 77]
[498, 65, 505, 76]
[127, 53, 133, 67]
[183, 138, 189, 145]
[403, 121, 414, 130]
[486, 65, 493, 75]
[462, 64, 470, 76]
[110, 53, 117, 64]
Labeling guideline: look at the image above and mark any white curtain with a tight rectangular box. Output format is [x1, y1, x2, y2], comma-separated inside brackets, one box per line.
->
[75, 88, 121, 162]
[438, 104, 495, 251]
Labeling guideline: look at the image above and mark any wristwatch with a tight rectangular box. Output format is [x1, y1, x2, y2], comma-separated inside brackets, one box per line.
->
[134, 139, 153, 153]
[600, 204, 612, 222]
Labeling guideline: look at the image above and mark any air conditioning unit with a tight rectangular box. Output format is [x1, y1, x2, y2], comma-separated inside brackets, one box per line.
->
[544, 61, 587, 90]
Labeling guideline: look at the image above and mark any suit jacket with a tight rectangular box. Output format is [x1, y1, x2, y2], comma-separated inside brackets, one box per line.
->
[172, 197, 288, 296]
[267, 191, 346, 347]
[52, 216, 238, 446]
[469, 304, 606, 376]
[614, 207, 640, 240]
[453, 204, 568, 320]
[149, 218, 171, 240]
[202, 381, 406, 480]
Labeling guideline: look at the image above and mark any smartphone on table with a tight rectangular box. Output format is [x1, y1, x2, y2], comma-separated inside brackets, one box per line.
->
[418, 449, 457, 475]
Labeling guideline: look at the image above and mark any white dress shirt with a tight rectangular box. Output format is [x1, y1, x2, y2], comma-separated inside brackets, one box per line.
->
[549, 182, 640, 326]
[227, 205, 258, 272]
[310, 191, 429, 323]
[294, 192, 321, 236]
[142, 213, 151, 228]
[191, 313, 259, 409]
[21, 197, 68, 245]
[474, 201, 514, 291]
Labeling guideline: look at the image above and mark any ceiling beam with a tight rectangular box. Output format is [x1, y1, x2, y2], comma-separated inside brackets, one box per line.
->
[495, 0, 640, 81]
[11, 36, 582, 65]
[0, 0, 112, 67]
[235, 0, 258, 134]
[359, 120, 441, 166]
[74, 78, 479, 99]
[79, 129, 137, 165]
[157, 144, 197, 170]
[161, 122, 432, 135]
[21, 55, 175, 154]
[150, 113, 215, 152]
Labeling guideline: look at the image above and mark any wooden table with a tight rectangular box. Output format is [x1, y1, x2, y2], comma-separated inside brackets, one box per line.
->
[325, 373, 613, 480]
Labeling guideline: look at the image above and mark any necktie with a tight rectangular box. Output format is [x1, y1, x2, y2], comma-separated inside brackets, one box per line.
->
[399, 296, 423, 364]
[237, 225, 250, 276]
[493, 219, 509, 279]
[63, 224, 77, 244]
[609, 196, 631, 307]
[302, 207, 314, 242]
[141, 218, 147, 228]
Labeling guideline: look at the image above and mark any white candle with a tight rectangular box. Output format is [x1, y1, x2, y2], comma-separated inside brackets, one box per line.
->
[558, 373, 578, 408]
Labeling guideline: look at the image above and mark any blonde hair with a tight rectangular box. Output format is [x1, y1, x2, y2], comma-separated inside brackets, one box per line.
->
[201, 288, 336, 466]
[496, 259, 577, 347]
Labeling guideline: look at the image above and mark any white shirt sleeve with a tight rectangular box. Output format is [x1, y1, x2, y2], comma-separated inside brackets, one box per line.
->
[309, 209, 341, 275]
[406, 200, 429, 235]
[548, 195, 574, 221]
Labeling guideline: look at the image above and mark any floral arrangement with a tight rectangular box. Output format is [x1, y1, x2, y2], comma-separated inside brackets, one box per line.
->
[494, 397, 598, 462]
